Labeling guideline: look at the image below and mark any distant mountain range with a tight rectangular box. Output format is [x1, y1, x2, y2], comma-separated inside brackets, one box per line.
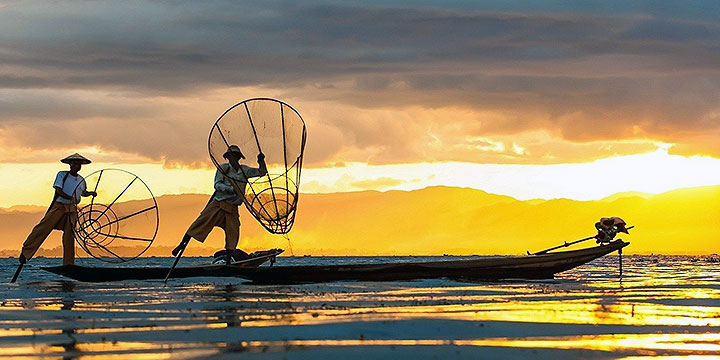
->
[1, 185, 718, 258]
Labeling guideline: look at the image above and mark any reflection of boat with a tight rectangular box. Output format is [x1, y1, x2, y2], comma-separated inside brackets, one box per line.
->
[41, 249, 283, 282]
[235, 240, 629, 284]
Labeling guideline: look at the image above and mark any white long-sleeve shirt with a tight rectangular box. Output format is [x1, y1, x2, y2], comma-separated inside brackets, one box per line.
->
[213, 163, 266, 205]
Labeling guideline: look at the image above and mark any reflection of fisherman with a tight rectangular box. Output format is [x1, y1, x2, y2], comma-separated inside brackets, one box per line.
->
[595, 216, 629, 243]
[19, 154, 97, 266]
[172, 145, 267, 264]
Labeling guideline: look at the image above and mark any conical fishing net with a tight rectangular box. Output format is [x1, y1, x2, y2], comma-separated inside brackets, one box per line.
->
[208, 98, 307, 234]
[72, 169, 159, 262]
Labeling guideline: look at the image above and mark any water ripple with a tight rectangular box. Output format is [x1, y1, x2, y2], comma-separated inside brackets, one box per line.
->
[1, 255, 718, 359]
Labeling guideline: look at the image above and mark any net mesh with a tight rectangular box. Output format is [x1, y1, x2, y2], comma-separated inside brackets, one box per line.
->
[72, 169, 159, 263]
[208, 98, 307, 234]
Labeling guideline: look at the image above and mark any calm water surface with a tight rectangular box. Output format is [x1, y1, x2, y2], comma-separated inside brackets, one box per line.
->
[1, 255, 719, 359]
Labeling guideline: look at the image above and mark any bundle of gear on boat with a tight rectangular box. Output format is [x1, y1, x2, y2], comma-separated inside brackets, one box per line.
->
[529, 216, 632, 256]
[211, 249, 281, 266]
[594, 217, 629, 244]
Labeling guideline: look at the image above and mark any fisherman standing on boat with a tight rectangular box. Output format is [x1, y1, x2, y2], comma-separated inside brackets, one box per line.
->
[18, 153, 97, 266]
[172, 145, 267, 265]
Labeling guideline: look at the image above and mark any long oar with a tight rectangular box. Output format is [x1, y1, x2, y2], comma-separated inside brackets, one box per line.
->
[531, 226, 634, 255]
[531, 235, 597, 255]
[164, 240, 189, 284]
[10, 263, 23, 283]
[11, 200, 59, 283]
[165, 193, 216, 284]
[11, 172, 78, 283]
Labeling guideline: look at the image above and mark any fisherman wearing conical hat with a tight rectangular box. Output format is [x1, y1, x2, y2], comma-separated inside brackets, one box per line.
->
[172, 145, 267, 264]
[18, 154, 97, 266]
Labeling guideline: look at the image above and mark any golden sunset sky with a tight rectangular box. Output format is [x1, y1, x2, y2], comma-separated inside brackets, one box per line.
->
[1, 2, 719, 215]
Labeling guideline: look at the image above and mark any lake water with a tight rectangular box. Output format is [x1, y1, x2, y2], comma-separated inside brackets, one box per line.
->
[1, 255, 719, 359]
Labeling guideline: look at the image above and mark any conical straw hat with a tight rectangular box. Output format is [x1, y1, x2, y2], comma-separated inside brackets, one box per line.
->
[60, 153, 92, 165]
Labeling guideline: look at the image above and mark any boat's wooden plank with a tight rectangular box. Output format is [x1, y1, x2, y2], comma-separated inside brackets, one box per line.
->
[41, 249, 283, 282]
[41, 242, 627, 283]
[241, 240, 626, 274]
[235, 241, 628, 284]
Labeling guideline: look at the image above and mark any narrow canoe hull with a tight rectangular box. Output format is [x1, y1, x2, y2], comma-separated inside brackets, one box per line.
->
[235, 240, 629, 284]
[41, 249, 283, 282]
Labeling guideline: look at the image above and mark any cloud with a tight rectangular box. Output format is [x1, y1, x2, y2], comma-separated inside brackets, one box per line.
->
[620, 19, 713, 41]
[1, 0, 719, 164]
[350, 177, 408, 190]
[0, 89, 157, 120]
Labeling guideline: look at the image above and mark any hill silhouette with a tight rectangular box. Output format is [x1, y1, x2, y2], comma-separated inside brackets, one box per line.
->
[1, 185, 718, 258]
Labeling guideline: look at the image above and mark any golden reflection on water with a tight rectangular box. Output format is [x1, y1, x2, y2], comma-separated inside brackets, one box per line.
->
[220, 332, 720, 353]
[236, 300, 720, 328]
[3, 334, 719, 358]
[1, 256, 718, 358]
[620, 357, 720, 360]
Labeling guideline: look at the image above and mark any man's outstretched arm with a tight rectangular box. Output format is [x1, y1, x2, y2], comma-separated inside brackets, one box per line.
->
[256, 153, 268, 177]
[238, 153, 268, 179]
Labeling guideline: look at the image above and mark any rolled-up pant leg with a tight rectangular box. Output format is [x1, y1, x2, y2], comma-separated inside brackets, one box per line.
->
[62, 211, 77, 265]
[186, 200, 240, 250]
[186, 201, 223, 243]
[21, 205, 64, 260]
[224, 210, 240, 250]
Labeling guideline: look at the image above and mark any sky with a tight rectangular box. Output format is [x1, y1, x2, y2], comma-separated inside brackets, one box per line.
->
[1, 0, 720, 206]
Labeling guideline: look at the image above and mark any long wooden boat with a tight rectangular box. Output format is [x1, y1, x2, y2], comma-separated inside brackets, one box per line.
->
[234, 240, 629, 284]
[41, 249, 284, 282]
[42, 241, 627, 283]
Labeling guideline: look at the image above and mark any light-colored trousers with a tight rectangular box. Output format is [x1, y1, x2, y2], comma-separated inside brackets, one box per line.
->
[185, 200, 240, 250]
[21, 202, 77, 265]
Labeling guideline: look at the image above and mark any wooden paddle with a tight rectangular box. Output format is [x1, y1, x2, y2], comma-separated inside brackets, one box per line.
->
[164, 239, 189, 284]
[10, 263, 23, 283]
[165, 192, 218, 284]
[10, 172, 73, 283]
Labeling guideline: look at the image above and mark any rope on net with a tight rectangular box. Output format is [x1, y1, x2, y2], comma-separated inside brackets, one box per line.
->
[282, 234, 295, 257]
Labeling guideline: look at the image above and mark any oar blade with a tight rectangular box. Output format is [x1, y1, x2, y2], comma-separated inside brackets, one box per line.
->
[10, 263, 23, 283]
[164, 242, 188, 284]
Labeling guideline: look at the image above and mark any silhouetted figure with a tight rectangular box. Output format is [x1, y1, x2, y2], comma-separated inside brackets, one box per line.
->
[172, 145, 266, 264]
[19, 153, 97, 266]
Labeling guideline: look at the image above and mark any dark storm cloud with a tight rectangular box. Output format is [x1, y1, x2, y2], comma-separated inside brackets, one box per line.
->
[620, 19, 713, 41]
[2, 0, 718, 92]
[0, 90, 157, 120]
[1, 0, 719, 163]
